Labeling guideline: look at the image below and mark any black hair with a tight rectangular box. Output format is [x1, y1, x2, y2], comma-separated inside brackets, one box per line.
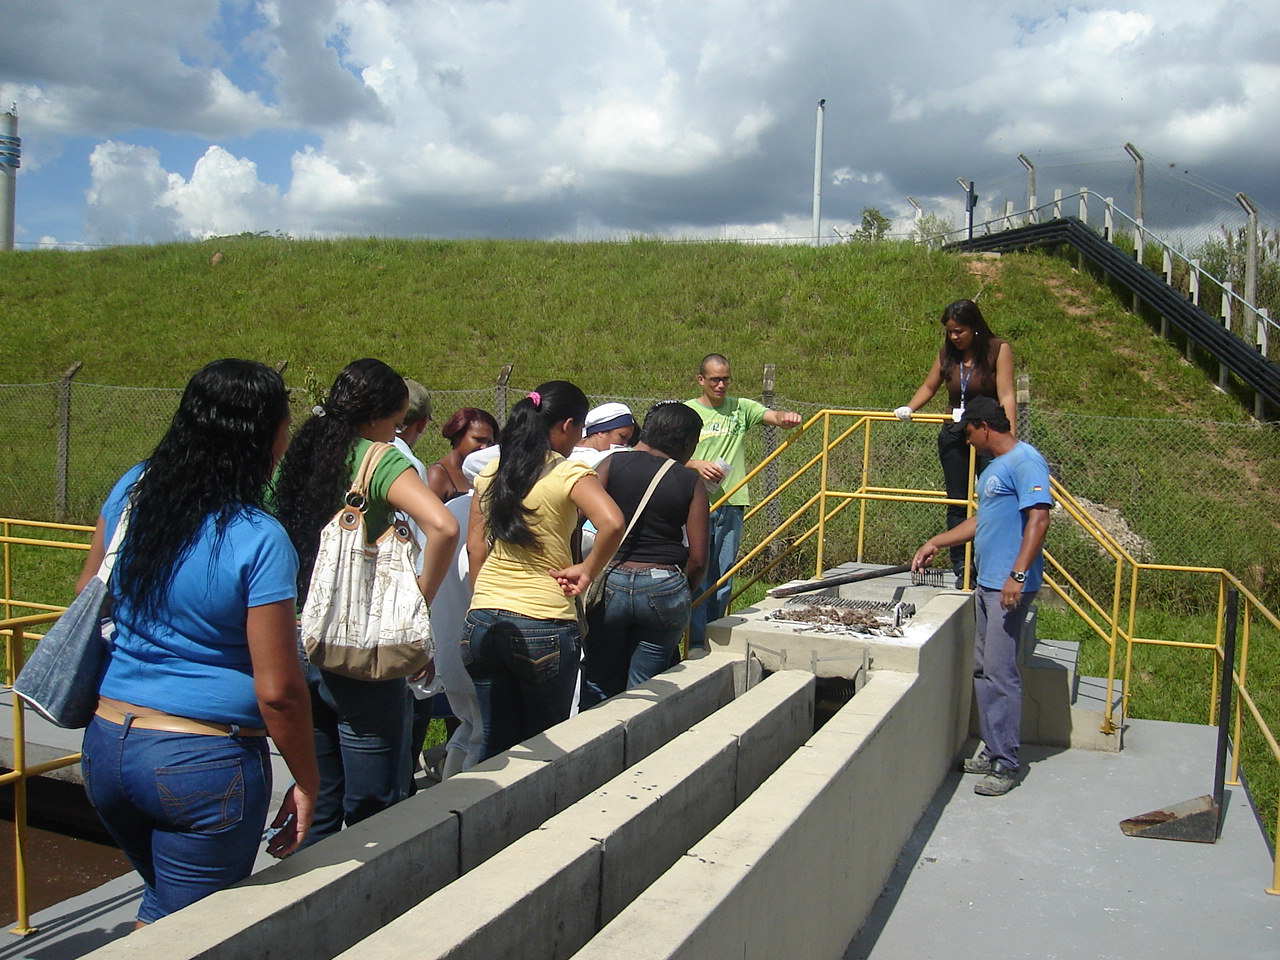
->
[114, 359, 289, 622]
[638, 402, 702, 462]
[482, 380, 588, 548]
[939, 299, 997, 380]
[699, 353, 730, 375]
[273, 358, 408, 595]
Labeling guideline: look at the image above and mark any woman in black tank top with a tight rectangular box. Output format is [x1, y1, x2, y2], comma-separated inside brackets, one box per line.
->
[894, 300, 1016, 584]
[580, 403, 710, 707]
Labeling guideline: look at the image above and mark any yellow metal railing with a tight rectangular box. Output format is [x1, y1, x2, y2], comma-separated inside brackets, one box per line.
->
[1, 517, 94, 935]
[696, 409, 1280, 895]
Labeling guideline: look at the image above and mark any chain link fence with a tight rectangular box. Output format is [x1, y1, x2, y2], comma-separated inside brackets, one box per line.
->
[3, 378, 1278, 608]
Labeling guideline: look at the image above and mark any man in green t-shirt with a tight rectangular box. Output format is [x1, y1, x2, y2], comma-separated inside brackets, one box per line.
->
[685, 354, 801, 649]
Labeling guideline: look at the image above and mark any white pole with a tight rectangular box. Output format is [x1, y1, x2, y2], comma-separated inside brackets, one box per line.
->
[812, 99, 825, 246]
[0, 104, 18, 252]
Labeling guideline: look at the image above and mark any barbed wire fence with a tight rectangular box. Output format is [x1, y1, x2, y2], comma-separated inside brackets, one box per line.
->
[4, 372, 1277, 610]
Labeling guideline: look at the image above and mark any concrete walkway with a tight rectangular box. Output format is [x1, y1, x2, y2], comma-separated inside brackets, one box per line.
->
[846, 719, 1278, 960]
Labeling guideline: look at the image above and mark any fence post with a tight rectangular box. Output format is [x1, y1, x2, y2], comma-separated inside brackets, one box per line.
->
[55, 361, 83, 522]
[1103, 197, 1114, 242]
[1016, 372, 1031, 444]
[1077, 189, 1087, 269]
[761, 363, 782, 559]
[1218, 282, 1233, 390]
[1256, 308, 1272, 422]
[1161, 249, 1173, 339]
[494, 363, 513, 427]
[1003, 200, 1014, 230]
[1053, 188, 1062, 220]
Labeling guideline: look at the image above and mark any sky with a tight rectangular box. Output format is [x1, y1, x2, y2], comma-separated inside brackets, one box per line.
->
[2, 0, 1278, 249]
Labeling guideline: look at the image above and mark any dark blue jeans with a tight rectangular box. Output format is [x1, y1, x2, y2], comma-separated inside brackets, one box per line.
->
[462, 608, 580, 762]
[81, 714, 271, 923]
[581, 566, 690, 708]
[305, 665, 412, 845]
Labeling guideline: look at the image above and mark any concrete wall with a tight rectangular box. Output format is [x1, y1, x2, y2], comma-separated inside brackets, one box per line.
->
[573, 593, 973, 960]
[81, 654, 739, 960]
[334, 670, 816, 960]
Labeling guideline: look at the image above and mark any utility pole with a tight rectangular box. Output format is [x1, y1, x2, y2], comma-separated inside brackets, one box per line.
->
[812, 99, 826, 246]
[0, 103, 19, 252]
[957, 178, 976, 239]
[1017, 153, 1036, 222]
[1124, 142, 1145, 224]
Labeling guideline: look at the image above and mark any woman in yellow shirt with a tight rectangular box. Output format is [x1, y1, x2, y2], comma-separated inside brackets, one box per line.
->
[464, 380, 624, 760]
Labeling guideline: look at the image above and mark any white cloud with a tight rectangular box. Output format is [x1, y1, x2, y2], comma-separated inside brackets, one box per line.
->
[8, 0, 1278, 242]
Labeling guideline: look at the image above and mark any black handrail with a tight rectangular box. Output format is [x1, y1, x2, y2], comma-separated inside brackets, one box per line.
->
[946, 217, 1280, 415]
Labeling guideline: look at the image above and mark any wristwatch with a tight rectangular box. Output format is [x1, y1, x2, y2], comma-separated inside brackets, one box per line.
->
[1010, 570, 1027, 583]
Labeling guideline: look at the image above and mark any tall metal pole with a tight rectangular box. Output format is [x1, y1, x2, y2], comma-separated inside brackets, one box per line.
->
[0, 104, 19, 252]
[1124, 142, 1144, 224]
[1017, 153, 1036, 221]
[1237, 192, 1259, 348]
[812, 99, 825, 246]
[957, 177, 975, 239]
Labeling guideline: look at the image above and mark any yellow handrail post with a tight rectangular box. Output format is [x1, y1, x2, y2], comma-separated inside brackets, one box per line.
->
[7, 624, 37, 936]
[856, 418, 871, 563]
[816, 413, 831, 577]
[1230, 600, 1250, 788]
[1110, 554, 1128, 734]
[3, 519, 12, 622]
[1209, 577, 1225, 726]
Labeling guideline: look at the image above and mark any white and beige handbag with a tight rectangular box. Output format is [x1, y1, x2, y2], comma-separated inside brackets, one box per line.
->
[300, 442, 433, 681]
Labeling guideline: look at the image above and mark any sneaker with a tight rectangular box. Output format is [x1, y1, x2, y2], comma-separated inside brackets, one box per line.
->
[960, 756, 993, 775]
[974, 761, 1018, 796]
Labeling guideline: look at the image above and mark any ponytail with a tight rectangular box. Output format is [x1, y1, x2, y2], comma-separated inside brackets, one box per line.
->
[484, 380, 588, 547]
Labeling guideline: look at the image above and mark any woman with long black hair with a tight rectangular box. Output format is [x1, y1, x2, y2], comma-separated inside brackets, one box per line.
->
[895, 299, 1016, 584]
[78, 359, 318, 926]
[464, 380, 625, 760]
[273, 358, 457, 843]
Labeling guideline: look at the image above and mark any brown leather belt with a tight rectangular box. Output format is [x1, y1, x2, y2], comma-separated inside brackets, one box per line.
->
[95, 699, 268, 737]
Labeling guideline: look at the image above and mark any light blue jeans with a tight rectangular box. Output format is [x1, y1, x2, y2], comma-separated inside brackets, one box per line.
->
[81, 714, 271, 923]
[581, 566, 690, 707]
[688, 504, 744, 649]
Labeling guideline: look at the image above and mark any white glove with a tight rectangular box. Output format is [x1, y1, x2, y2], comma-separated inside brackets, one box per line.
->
[893, 406, 913, 421]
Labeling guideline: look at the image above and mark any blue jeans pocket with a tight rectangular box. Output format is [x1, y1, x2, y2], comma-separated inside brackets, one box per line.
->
[511, 630, 565, 686]
[156, 757, 246, 833]
[647, 574, 692, 632]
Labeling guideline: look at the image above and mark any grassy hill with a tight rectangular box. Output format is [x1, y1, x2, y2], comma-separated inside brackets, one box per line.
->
[0, 235, 1256, 421]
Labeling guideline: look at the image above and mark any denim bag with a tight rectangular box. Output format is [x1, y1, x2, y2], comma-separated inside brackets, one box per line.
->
[14, 499, 132, 728]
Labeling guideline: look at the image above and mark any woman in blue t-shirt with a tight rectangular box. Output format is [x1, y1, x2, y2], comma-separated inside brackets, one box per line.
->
[78, 359, 319, 927]
[273, 359, 458, 843]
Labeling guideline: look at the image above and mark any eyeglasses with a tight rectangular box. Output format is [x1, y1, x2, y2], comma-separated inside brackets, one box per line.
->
[703, 376, 731, 385]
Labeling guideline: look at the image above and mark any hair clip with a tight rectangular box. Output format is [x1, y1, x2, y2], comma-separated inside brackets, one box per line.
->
[312, 405, 327, 417]
[527, 391, 542, 408]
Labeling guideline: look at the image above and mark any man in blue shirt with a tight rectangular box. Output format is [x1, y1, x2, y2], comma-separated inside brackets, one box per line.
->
[911, 395, 1051, 796]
